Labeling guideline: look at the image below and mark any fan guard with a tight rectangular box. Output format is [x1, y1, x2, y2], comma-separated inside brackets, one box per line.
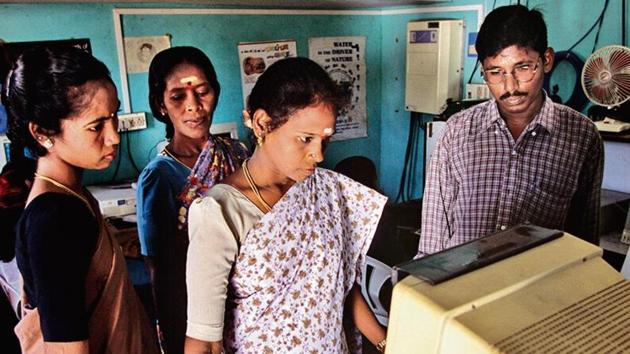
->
[581, 45, 630, 107]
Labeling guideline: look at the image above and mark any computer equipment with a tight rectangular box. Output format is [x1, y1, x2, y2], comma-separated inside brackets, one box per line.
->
[86, 183, 136, 218]
[386, 224, 630, 353]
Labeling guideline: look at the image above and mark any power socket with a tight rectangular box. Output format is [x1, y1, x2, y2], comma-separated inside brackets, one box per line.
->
[118, 112, 147, 132]
[465, 83, 491, 100]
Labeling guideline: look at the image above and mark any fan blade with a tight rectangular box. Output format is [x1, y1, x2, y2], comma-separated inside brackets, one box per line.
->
[591, 84, 607, 103]
[609, 49, 630, 73]
[584, 57, 605, 80]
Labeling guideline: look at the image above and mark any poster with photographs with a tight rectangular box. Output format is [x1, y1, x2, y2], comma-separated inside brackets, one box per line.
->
[309, 36, 367, 141]
[124, 36, 171, 73]
[238, 40, 297, 106]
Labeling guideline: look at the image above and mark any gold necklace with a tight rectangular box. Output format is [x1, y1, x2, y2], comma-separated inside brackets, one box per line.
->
[242, 159, 272, 213]
[33, 173, 94, 215]
[162, 147, 192, 170]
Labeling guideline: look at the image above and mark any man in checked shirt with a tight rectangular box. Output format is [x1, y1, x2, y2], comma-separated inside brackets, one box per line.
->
[417, 4, 604, 257]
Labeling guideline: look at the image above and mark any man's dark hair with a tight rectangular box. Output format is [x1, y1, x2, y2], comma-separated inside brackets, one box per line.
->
[475, 5, 548, 62]
[148, 46, 221, 139]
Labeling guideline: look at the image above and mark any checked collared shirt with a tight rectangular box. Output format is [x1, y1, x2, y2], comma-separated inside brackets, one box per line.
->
[417, 94, 603, 257]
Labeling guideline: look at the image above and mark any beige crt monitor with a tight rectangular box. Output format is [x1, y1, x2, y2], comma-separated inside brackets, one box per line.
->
[386, 225, 630, 354]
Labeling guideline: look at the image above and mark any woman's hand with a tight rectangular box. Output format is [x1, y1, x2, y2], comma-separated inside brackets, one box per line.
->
[44, 340, 89, 354]
[348, 284, 387, 352]
[184, 336, 223, 354]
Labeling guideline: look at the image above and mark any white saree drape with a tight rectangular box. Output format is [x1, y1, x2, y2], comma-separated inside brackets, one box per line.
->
[224, 168, 387, 353]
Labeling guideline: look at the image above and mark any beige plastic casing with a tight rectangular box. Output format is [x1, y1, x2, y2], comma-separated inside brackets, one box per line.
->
[385, 234, 626, 354]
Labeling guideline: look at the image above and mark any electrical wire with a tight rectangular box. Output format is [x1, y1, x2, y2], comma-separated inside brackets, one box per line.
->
[395, 112, 423, 203]
[395, 113, 414, 203]
[407, 116, 420, 201]
[623, 0, 626, 47]
[147, 142, 157, 161]
[543, 51, 588, 111]
[403, 115, 417, 201]
[567, 0, 610, 52]
[110, 145, 122, 182]
[395, 116, 410, 202]
[126, 132, 140, 174]
[412, 120, 420, 200]
[591, 3, 607, 54]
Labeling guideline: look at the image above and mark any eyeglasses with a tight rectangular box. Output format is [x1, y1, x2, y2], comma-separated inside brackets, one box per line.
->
[481, 59, 541, 85]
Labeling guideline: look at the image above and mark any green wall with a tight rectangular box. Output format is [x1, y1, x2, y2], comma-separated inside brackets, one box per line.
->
[1, 0, 627, 199]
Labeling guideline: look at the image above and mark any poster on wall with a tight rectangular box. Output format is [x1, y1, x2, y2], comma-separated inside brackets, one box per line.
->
[309, 36, 367, 141]
[124, 35, 171, 74]
[238, 40, 297, 106]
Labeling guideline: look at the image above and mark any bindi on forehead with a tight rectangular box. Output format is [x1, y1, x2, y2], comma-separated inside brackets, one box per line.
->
[179, 75, 200, 86]
[322, 128, 334, 137]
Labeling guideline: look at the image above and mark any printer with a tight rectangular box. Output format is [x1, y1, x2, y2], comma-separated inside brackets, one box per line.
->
[86, 183, 136, 218]
[86, 183, 139, 257]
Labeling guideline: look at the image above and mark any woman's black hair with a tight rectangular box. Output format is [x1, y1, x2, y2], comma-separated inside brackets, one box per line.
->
[247, 57, 345, 131]
[148, 46, 221, 139]
[2, 45, 114, 158]
[475, 5, 548, 63]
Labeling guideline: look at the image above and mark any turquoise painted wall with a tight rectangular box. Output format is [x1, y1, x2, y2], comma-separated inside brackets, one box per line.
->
[1, 1, 628, 200]
[378, 0, 629, 200]
[0, 4, 383, 188]
[123, 12, 383, 187]
[379, 4, 482, 201]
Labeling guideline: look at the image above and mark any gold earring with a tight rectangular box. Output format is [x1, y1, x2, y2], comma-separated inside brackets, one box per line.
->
[42, 138, 53, 149]
[256, 134, 264, 146]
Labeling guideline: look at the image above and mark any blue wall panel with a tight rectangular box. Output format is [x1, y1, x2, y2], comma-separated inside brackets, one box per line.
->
[122, 12, 382, 186]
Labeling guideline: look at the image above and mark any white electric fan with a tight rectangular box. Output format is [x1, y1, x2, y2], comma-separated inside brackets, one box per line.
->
[581, 45, 630, 133]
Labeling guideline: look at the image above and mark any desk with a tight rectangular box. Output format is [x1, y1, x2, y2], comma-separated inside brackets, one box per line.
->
[601, 132, 630, 194]
[600, 130, 630, 142]
[599, 189, 630, 256]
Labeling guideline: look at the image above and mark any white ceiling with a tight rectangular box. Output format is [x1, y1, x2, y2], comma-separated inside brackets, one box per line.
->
[1, 0, 451, 9]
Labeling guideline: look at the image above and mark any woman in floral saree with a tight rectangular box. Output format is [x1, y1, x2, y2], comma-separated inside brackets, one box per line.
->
[185, 57, 387, 354]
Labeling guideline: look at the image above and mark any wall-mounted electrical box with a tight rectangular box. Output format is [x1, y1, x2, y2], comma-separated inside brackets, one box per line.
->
[465, 83, 491, 100]
[118, 112, 147, 132]
[405, 20, 464, 114]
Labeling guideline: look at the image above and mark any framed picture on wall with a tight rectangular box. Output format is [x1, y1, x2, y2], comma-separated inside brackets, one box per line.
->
[237, 40, 297, 107]
[123, 35, 171, 74]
